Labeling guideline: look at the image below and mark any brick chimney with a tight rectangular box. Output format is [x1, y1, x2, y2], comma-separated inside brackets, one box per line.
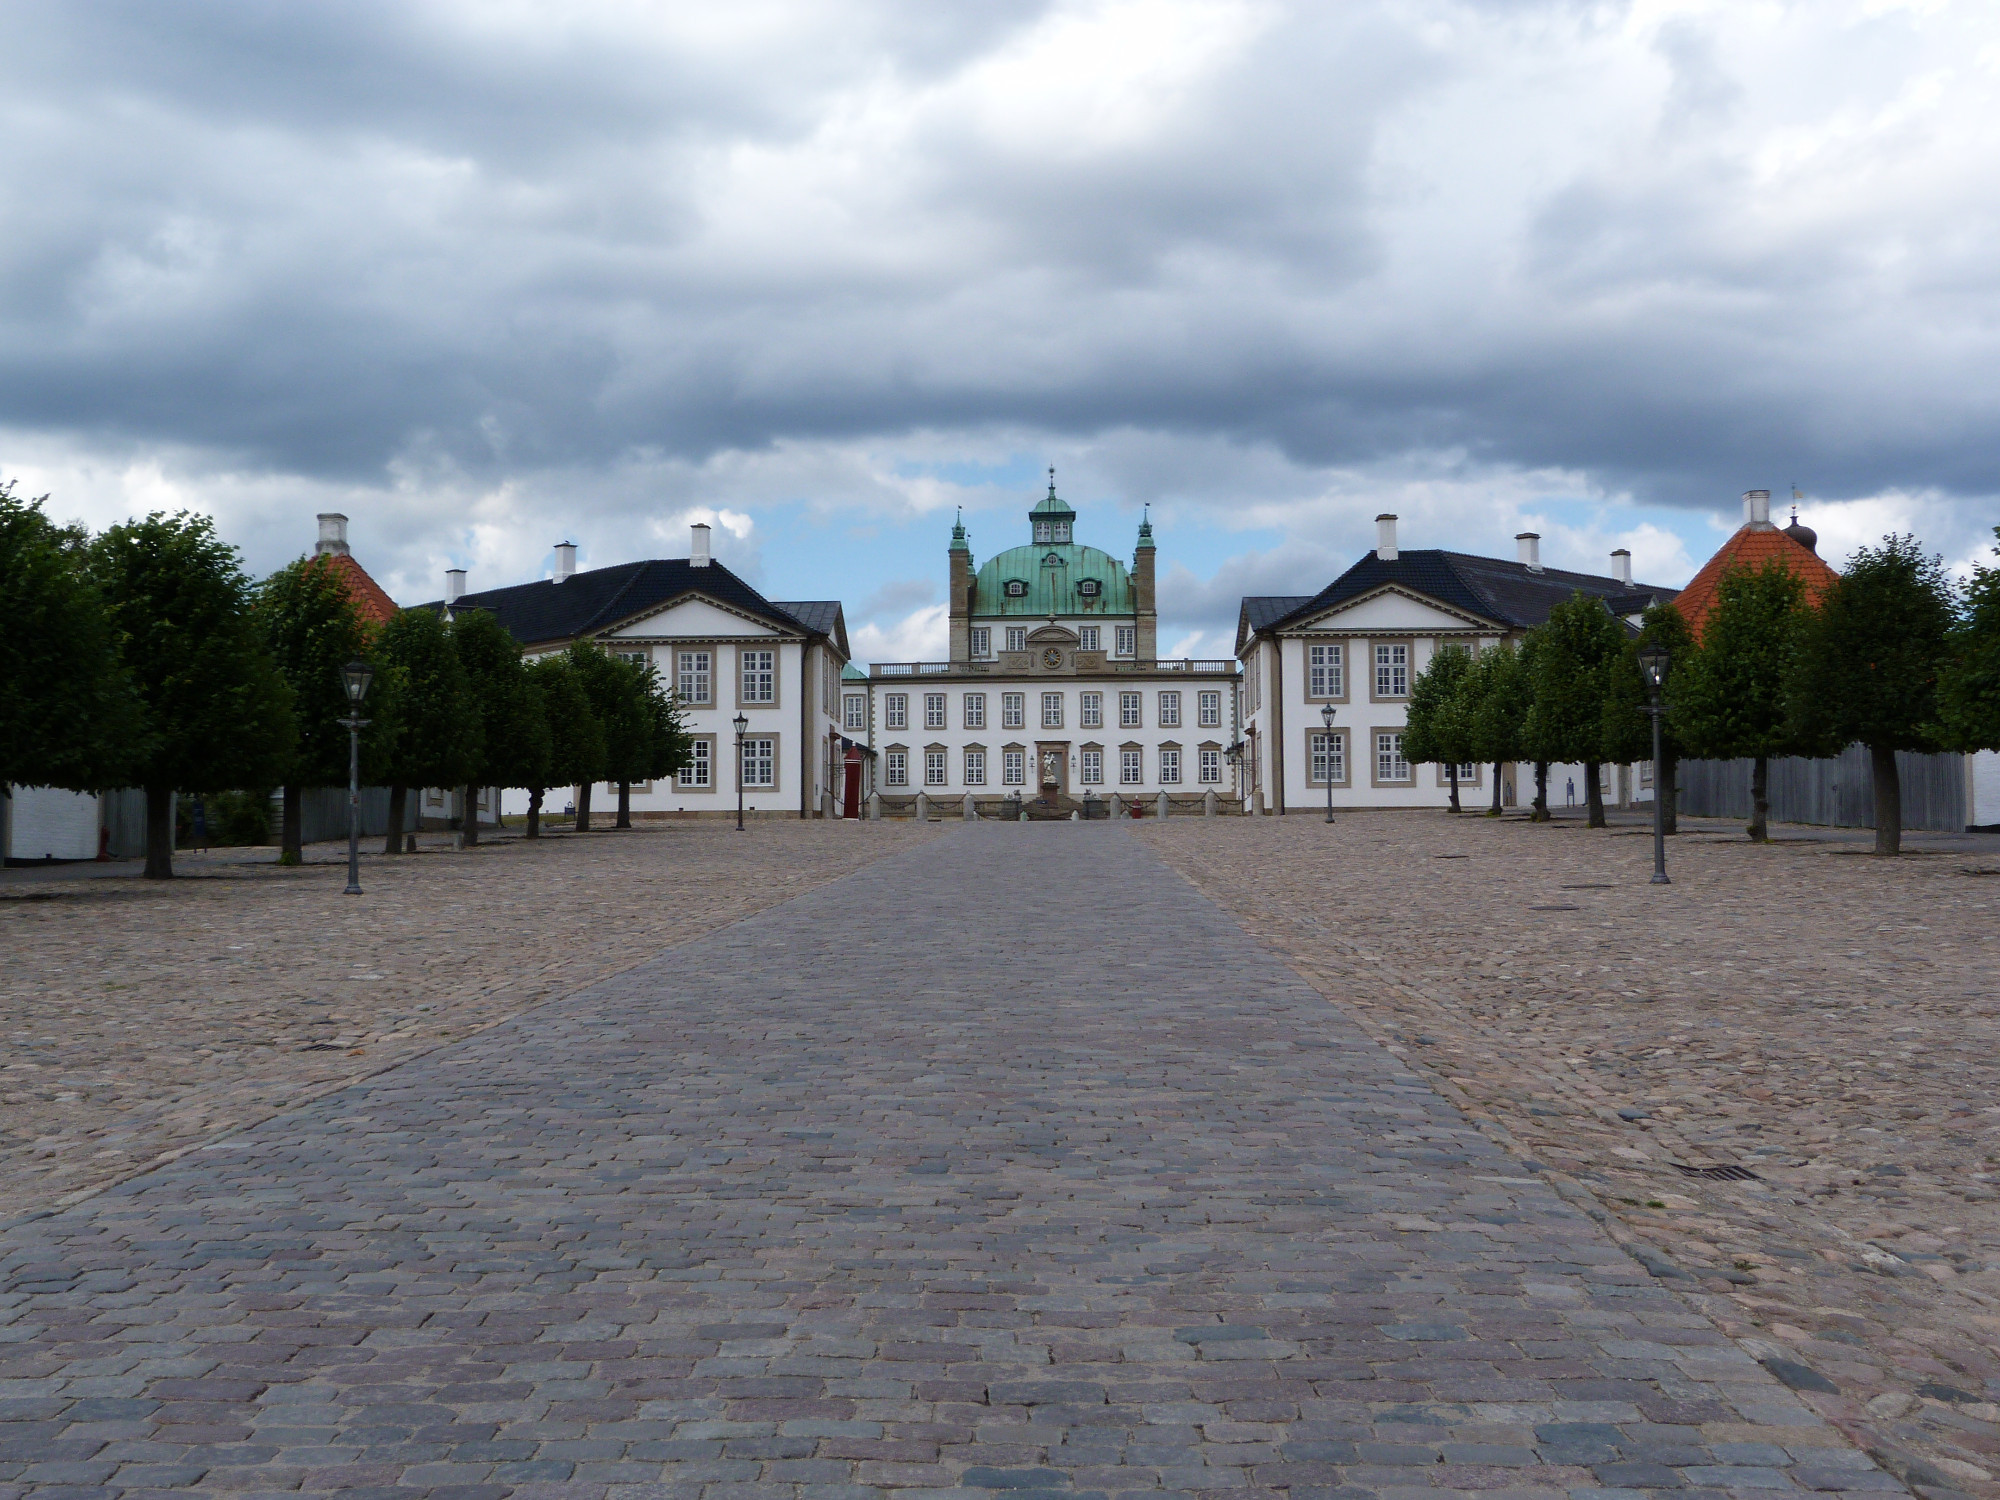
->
[445, 568, 466, 605]
[314, 513, 350, 557]
[1743, 489, 1773, 529]
[1516, 532, 1542, 572]
[554, 541, 576, 582]
[1610, 548, 1632, 586]
[690, 522, 712, 567]
[1375, 514, 1399, 562]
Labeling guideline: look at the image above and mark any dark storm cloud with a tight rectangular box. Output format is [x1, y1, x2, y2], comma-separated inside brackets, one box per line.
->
[2, 0, 1996, 520]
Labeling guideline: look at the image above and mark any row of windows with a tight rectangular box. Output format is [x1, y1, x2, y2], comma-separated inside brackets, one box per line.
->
[872, 688, 1222, 732]
[884, 746, 1224, 787]
[1306, 643, 1409, 699]
[672, 736, 777, 789]
[628, 647, 778, 707]
[1307, 730, 1412, 785]
[968, 624, 1137, 658]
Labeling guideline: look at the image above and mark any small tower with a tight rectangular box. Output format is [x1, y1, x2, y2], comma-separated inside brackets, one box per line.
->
[1029, 468, 1075, 544]
[1133, 507, 1157, 662]
[948, 509, 974, 664]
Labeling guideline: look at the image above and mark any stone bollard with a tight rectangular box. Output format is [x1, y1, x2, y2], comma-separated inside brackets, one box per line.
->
[1070, 810, 1079, 821]
[1107, 792, 1122, 819]
[1157, 791, 1170, 819]
[914, 791, 929, 821]
[1203, 790, 1216, 818]
[963, 794, 977, 821]
[867, 791, 882, 820]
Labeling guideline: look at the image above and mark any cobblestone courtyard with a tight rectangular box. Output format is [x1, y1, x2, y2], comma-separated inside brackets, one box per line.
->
[0, 825, 1895, 1500]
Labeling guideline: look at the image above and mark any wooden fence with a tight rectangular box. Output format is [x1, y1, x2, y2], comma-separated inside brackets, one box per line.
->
[1677, 744, 1967, 831]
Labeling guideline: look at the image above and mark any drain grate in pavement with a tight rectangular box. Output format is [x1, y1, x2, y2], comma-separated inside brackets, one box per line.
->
[1434, 854, 1469, 859]
[1673, 1162, 1761, 1181]
[1529, 903, 1580, 912]
[1561, 883, 1615, 889]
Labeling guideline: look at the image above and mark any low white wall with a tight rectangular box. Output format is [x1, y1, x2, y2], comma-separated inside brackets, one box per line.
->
[6, 787, 100, 860]
[1974, 750, 2000, 829]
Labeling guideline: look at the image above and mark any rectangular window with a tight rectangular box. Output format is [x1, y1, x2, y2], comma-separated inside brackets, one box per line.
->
[1041, 692, 1063, 729]
[1120, 749, 1143, 784]
[843, 694, 866, 731]
[1311, 731, 1346, 786]
[678, 739, 712, 788]
[1080, 691, 1103, 728]
[1160, 748, 1181, 784]
[1376, 731, 1410, 782]
[925, 749, 946, 786]
[1119, 691, 1142, 728]
[1078, 625, 1100, 651]
[1456, 762, 1478, 781]
[1158, 691, 1181, 727]
[1640, 759, 1654, 788]
[970, 626, 991, 659]
[1003, 749, 1026, 785]
[1081, 749, 1103, 784]
[1006, 626, 1027, 652]
[885, 750, 908, 786]
[1002, 692, 1025, 729]
[741, 649, 776, 703]
[885, 693, 908, 730]
[1198, 748, 1221, 783]
[965, 749, 986, 786]
[615, 649, 649, 670]
[1198, 690, 1221, 727]
[678, 650, 712, 704]
[1115, 625, 1136, 656]
[925, 692, 946, 729]
[742, 736, 776, 787]
[964, 692, 986, 729]
[1374, 643, 1408, 698]
[1310, 643, 1344, 698]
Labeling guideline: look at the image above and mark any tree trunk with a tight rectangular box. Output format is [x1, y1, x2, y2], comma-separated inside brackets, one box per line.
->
[1446, 765, 1460, 813]
[280, 784, 303, 865]
[1749, 756, 1769, 843]
[1531, 761, 1550, 821]
[526, 787, 543, 839]
[461, 783, 480, 846]
[144, 784, 174, 879]
[1661, 752, 1679, 834]
[616, 780, 632, 829]
[576, 782, 593, 833]
[1584, 761, 1605, 828]
[1871, 741, 1902, 856]
[1489, 762, 1503, 816]
[383, 785, 407, 855]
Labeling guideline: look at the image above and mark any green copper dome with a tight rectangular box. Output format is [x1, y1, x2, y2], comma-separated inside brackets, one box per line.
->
[968, 472, 1137, 617]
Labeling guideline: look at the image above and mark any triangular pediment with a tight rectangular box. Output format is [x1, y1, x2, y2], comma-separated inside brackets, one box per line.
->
[1287, 584, 1496, 634]
[606, 593, 787, 639]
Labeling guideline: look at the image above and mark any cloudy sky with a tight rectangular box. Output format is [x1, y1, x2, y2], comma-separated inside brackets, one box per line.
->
[3, 0, 1996, 662]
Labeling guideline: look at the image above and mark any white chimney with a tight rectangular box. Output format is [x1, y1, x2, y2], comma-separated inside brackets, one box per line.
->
[1610, 548, 1632, 586]
[1375, 513, 1399, 562]
[314, 513, 350, 557]
[1743, 489, 1772, 528]
[1516, 532, 1542, 572]
[690, 522, 712, 567]
[554, 541, 577, 582]
[445, 568, 466, 605]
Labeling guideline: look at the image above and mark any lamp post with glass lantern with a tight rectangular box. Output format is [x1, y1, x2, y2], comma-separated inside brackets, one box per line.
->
[733, 712, 749, 831]
[1225, 740, 1243, 811]
[1320, 702, 1337, 824]
[1637, 642, 1670, 885]
[338, 659, 374, 895]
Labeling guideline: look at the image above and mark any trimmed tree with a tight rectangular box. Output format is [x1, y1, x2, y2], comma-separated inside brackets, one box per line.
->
[1598, 601, 1696, 835]
[451, 608, 550, 845]
[524, 653, 605, 838]
[1788, 533, 1955, 856]
[635, 662, 693, 806]
[256, 555, 375, 864]
[1940, 527, 2000, 755]
[1669, 564, 1807, 841]
[1524, 593, 1631, 826]
[373, 607, 480, 853]
[88, 512, 295, 878]
[1403, 644, 1477, 811]
[1460, 639, 1530, 815]
[1, 483, 141, 799]
[565, 642, 649, 831]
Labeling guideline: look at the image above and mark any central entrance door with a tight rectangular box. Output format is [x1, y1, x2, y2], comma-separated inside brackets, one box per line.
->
[1035, 742, 1070, 797]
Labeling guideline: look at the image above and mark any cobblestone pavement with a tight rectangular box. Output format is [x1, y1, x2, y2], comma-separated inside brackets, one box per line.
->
[0, 825, 1883, 1500]
[0, 822, 931, 1222]
[1136, 811, 2000, 1499]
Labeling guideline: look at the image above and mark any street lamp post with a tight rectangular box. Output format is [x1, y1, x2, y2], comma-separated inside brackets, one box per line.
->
[733, 712, 749, 831]
[1638, 642, 1670, 886]
[1320, 702, 1337, 824]
[338, 659, 375, 896]
[1225, 740, 1243, 811]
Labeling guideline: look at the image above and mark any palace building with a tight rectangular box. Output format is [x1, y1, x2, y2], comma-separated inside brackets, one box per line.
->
[850, 475, 1241, 815]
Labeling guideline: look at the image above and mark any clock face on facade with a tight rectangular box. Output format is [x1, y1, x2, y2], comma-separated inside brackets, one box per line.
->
[1041, 647, 1063, 669]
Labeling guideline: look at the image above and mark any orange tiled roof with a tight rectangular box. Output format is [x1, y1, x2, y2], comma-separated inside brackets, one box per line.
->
[1673, 526, 1839, 641]
[319, 551, 399, 628]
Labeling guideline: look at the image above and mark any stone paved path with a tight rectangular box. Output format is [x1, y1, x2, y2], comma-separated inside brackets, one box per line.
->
[0, 827, 1894, 1500]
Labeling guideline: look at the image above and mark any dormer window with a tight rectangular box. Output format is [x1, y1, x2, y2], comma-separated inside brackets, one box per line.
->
[1076, 578, 1101, 598]
[1003, 579, 1029, 598]
[1053, 522, 1070, 543]
[1034, 522, 1052, 543]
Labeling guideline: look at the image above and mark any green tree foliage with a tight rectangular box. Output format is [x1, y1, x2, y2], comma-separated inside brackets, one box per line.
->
[1458, 640, 1530, 815]
[1596, 601, 1696, 835]
[1788, 534, 1955, 855]
[0, 482, 140, 795]
[636, 662, 692, 787]
[255, 555, 375, 863]
[565, 641, 650, 831]
[1402, 644, 1476, 811]
[372, 607, 480, 853]
[1669, 565, 1806, 840]
[1523, 593, 1630, 826]
[452, 608, 550, 845]
[524, 653, 604, 837]
[88, 512, 295, 878]
[1940, 527, 2000, 754]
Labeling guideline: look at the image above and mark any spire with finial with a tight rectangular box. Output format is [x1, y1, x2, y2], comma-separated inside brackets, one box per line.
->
[949, 504, 969, 553]
[1028, 466, 1075, 541]
[1136, 503, 1155, 551]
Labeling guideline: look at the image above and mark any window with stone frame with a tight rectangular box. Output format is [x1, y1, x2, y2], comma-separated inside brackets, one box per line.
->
[677, 649, 713, 704]
[924, 749, 947, 786]
[1310, 642, 1344, 698]
[1198, 690, 1222, 727]
[970, 626, 991, 658]
[1041, 692, 1063, 729]
[1119, 691, 1142, 727]
[1158, 690, 1181, 727]
[1002, 692, 1025, 728]
[925, 692, 946, 729]
[1078, 625, 1100, 651]
[843, 694, 866, 731]
[1080, 691, 1103, 728]
[1159, 748, 1181, 784]
[1006, 626, 1027, 652]
[964, 692, 986, 729]
[1198, 748, 1221, 783]
[678, 738, 712, 788]
[1310, 731, 1346, 785]
[885, 693, 907, 729]
[741, 649, 776, 703]
[1115, 624, 1136, 656]
[885, 749, 908, 786]
[1375, 731, 1410, 782]
[1373, 643, 1409, 698]
[742, 736, 776, 786]
[1120, 748, 1143, 784]
[1002, 749, 1026, 785]
[964, 748, 986, 785]
[1081, 749, 1103, 784]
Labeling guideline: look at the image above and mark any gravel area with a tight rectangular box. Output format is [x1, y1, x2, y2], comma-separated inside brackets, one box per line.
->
[1137, 809, 2000, 1498]
[0, 821, 932, 1224]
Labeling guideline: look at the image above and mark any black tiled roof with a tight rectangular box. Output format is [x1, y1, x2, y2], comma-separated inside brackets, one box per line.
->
[771, 600, 847, 651]
[1241, 596, 1314, 634]
[1254, 550, 1678, 636]
[418, 560, 840, 649]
